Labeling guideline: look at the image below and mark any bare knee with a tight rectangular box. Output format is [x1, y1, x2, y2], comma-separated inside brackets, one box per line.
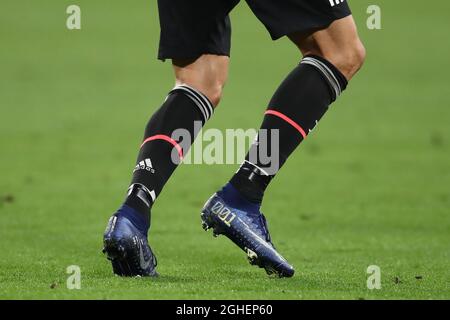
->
[291, 16, 367, 81]
[176, 72, 226, 107]
[173, 55, 229, 107]
[177, 79, 225, 107]
[326, 40, 366, 80]
[197, 81, 225, 107]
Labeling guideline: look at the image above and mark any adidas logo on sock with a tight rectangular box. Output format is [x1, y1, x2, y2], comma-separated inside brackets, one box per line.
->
[133, 158, 155, 173]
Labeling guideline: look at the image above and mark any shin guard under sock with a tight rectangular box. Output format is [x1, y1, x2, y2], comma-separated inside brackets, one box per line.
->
[124, 85, 214, 222]
[230, 55, 348, 204]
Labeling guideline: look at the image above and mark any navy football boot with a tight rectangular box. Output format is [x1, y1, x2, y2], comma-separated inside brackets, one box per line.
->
[102, 205, 157, 277]
[201, 184, 294, 277]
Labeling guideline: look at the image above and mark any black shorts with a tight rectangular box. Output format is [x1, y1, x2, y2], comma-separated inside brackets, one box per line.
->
[157, 0, 352, 60]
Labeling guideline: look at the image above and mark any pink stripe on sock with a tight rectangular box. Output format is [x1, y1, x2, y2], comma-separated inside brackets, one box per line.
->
[264, 110, 307, 139]
[140, 134, 183, 160]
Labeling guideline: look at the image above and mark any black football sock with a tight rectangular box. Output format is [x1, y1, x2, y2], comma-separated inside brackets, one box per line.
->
[230, 55, 348, 204]
[124, 85, 214, 220]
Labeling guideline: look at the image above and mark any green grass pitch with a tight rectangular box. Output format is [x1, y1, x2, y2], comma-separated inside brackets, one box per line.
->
[1, 0, 449, 299]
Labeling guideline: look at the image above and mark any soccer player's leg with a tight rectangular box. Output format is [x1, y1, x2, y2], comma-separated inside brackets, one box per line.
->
[202, 4, 365, 277]
[103, 55, 229, 277]
[103, 0, 234, 277]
